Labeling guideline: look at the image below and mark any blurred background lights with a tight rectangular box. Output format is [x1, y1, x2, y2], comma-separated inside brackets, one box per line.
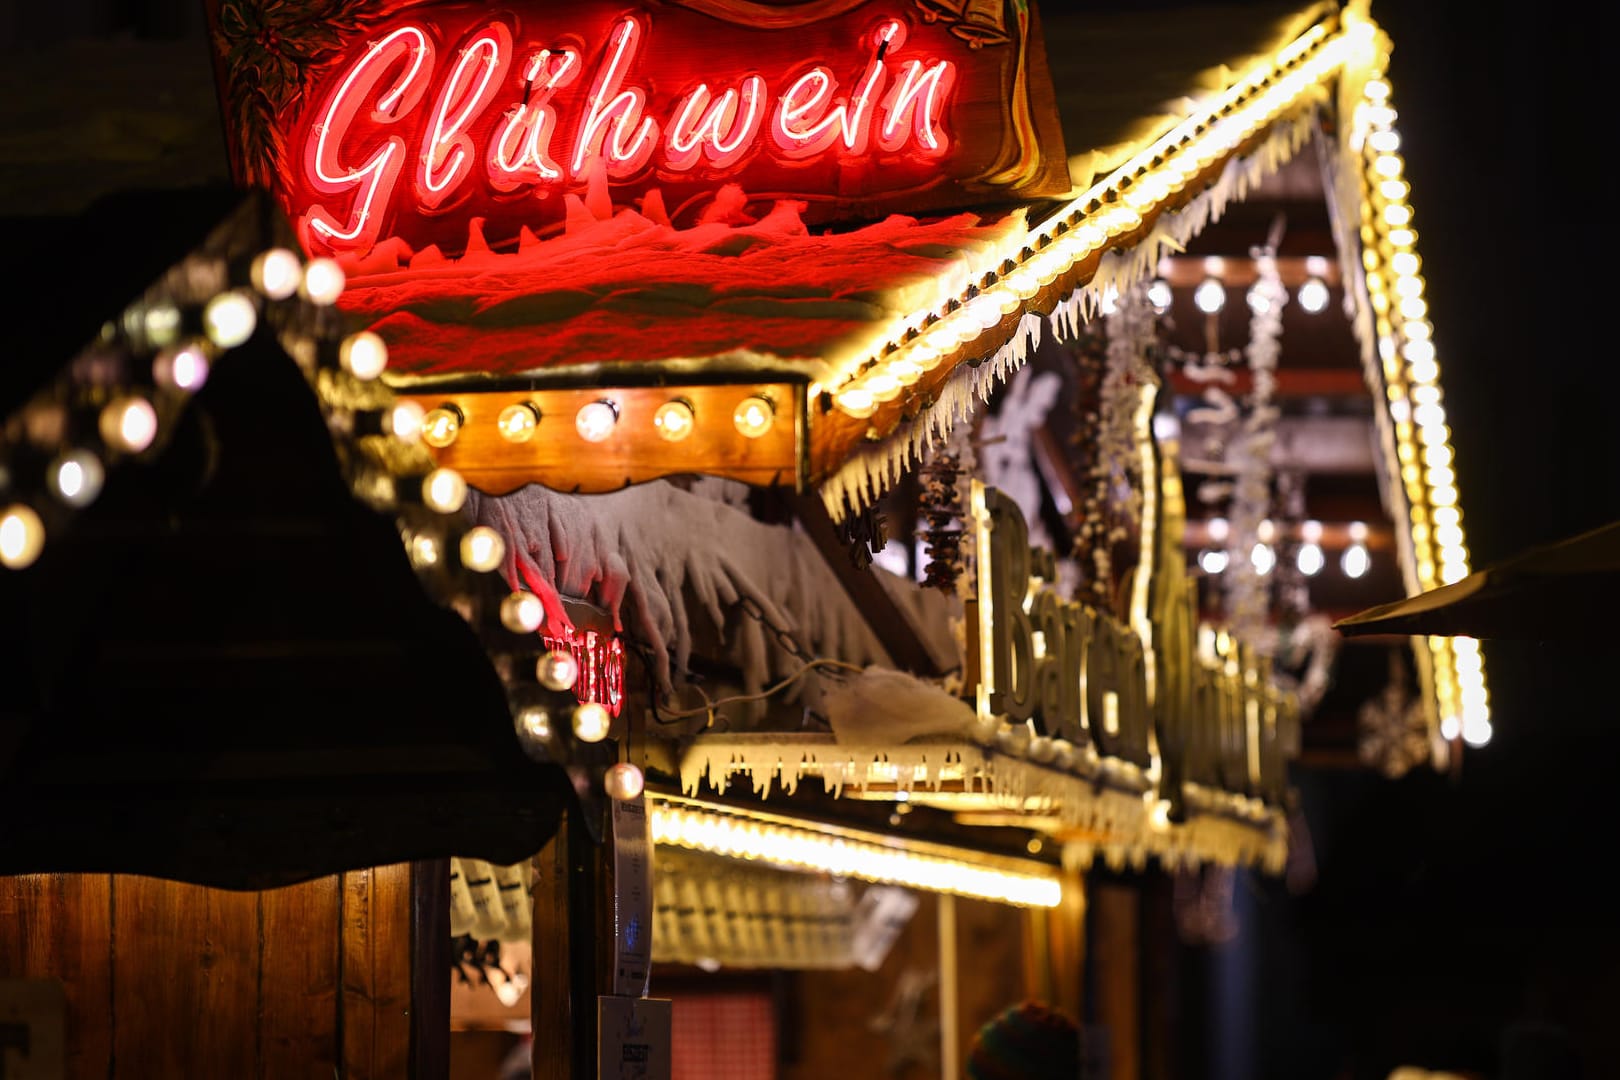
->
[1341, 542, 1371, 579]
[203, 290, 257, 348]
[1250, 543, 1276, 576]
[604, 762, 645, 801]
[498, 403, 540, 443]
[654, 399, 695, 441]
[1193, 276, 1227, 314]
[389, 401, 425, 442]
[339, 331, 388, 380]
[516, 706, 552, 742]
[100, 397, 157, 453]
[250, 247, 303, 300]
[50, 451, 104, 508]
[1462, 714, 1493, 748]
[1296, 275, 1331, 313]
[1246, 282, 1272, 315]
[733, 396, 774, 438]
[153, 343, 209, 391]
[422, 467, 468, 514]
[575, 400, 619, 443]
[1198, 548, 1229, 575]
[299, 257, 346, 305]
[1147, 277, 1173, 313]
[1296, 542, 1325, 576]
[1440, 714, 1461, 740]
[572, 702, 612, 743]
[500, 591, 545, 634]
[0, 504, 46, 569]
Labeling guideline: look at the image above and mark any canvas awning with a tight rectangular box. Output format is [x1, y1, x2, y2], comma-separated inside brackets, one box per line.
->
[1334, 521, 1620, 641]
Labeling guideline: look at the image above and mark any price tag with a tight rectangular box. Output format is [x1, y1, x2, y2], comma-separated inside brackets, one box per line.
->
[609, 792, 651, 998]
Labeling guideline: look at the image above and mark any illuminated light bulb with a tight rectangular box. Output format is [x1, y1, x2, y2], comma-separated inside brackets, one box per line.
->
[1440, 561, 1469, 584]
[1005, 270, 1040, 299]
[407, 532, 440, 568]
[1098, 285, 1119, 316]
[1426, 466, 1456, 490]
[1389, 228, 1417, 248]
[1431, 504, 1460, 526]
[1413, 403, 1446, 428]
[1409, 357, 1440, 384]
[1412, 385, 1441, 406]
[1399, 295, 1427, 320]
[339, 330, 388, 380]
[733, 395, 776, 437]
[836, 387, 877, 418]
[1368, 129, 1401, 153]
[153, 342, 210, 392]
[50, 451, 104, 508]
[1246, 283, 1272, 315]
[575, 400, 618, 442]
[1391, 252, 1421, 276]
[422, 467, 468, 513]
[1364, 78, 1391, 101]
[653, 399, 694, 441]
[1250, 543, 1276, 576]
[1394, 275, 1424, 299]
[251, 247, 303, 300]
[1348, 521, 1369, 543]
[860, 374, 900, 405]
[1461, 714, 1492, 748]
[572, 702, 612, 743]
[1147, 277, 1172, 313]
[1380, 179, 1410, 202]
[100, 396, 158, 453]
[203, 290, 257, 348]
[459, 525, 505, 572]
[1207, 517, 1230, 543]
[604, 762, 645, 801]
[1341, 543, 1371, 579]
[421, 405, 463, 448]
[966, 294, 1002, 328]
[1296, 276, 1331, 314]
[1193, 277, 1226, 314]
[1419, 423, 1451, 447]
[0, 504, 46, 569]
[300, 257, 346, 305]
[498, 402, 541, 443]
[1373, 153, 1404, 178]
[389, 400, 425, 442]
[536, 650, 579, 692]
[1439, 714, 1461, 741]
[1301, 519, 1324, 543]
[1257, 518, 1277, 544]
[1296, 542, 1325, 576]
[888, 358, 923, 386]
[1198, 548, 1229, 575]
[1404, 320, 1432, 340]
[500, 591, 545, 633]
[1383, 204, 1412, 227]
[143, 302, 182, 347]
[516, 706, 552, 742]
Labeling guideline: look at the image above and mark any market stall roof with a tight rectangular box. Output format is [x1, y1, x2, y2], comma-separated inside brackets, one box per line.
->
[1334, 521, 1620, 641]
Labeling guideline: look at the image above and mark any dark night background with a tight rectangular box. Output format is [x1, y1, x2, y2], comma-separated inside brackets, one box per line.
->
[2, 2, 1615, 1079]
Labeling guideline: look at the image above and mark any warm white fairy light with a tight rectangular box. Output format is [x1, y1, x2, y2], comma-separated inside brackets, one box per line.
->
[500, 591, 545, 633]
[732, 396, 775, 438]
[1198, 548, 1229, 575]
[572, 702, 612, 743]
[339, 330, 388, 380]
[459, 525, 505, 572]
[498, 403, 540, 443]
[299, 257, 346, 305]
[100, 396, 158, 453]
[1250, 543, 1276, 576]
[604, 762, 645, 800]
[422, 467, 468, 513]
[0, 504, 46, 570]
[421, 405, 463, 448]
[516, 706, 553, 742]
[251, 247, 303, 300]
[575, 400, 618, 443]
[1296, 276, 1331, 313]
[1194, 277, 1227, 314]
[1296, 542, 1324, 576]
[1341, 543, 1370, 579]
[153, 342, 210, 392]
[203, 290, 257, 349]
[1147, 277, 1173, 313]
[389, 400, 425, 442]
[50, 450, 104, 508]
[536, 650, 579, 692]
[649, 799, 1062, 907]
[815, 19, 1352, 417]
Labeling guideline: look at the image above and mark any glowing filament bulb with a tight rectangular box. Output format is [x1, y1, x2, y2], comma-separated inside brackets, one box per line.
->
[0, 504, 46, 569]
[735, 395, 771, 437]
[498, 402, 540, 443]
[251, 247, 303, 300]
[300, 258, 346, 305]
[203, 290, 257, 348]
[573, 702, 612, 743]
[517, 706, 552, 742]
[1193, 277, 1226, 314]
[100, 397, 158, 453]
[575, 400, 618, 442]
[1296, 276, 1331, 313]
[500, 591, 545, 633]
[154, 343, 210, 391]
[536, 650, 579, 691]
[1341, 543, 1371, 579]
[654, 399, 695, 441]
[421, 405, 463, 448]
[408, 532, 440, 567]
[50, 451, 105, 508]
[459, 525, 505, 572]
[836, 388, 877, 418]
[422, 467, 468, 513]
[390, 400, 425, 441]
[339, 331, 388, 380]
[604, 762, 644, 800]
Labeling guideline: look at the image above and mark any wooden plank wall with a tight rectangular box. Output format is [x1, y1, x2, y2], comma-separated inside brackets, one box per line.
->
[0, 865, 418, 1080]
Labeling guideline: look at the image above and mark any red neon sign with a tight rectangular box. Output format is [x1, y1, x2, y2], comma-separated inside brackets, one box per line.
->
[544, 628, 627, 718]
[204, 0, 1070, 259]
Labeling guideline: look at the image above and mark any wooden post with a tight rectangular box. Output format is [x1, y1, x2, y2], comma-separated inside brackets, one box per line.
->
[1090, 880, 1140, 1080]
[938, 892, 959, 1080]
[411, 859, 451, 1080]
[531, 802, 611, 1080]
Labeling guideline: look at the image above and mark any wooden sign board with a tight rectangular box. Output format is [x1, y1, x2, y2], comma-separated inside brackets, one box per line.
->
[200, 0, 1070, 259]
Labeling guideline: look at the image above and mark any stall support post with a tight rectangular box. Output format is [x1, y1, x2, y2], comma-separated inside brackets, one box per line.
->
[531, 803, 612, 1080]
[938, 891, 960, 1080]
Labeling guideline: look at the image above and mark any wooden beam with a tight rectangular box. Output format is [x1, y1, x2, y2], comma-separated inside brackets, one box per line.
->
[1168, 368, 1368, 399]
[791, 492, 951, 676]
[1159, 254, 1342, 289]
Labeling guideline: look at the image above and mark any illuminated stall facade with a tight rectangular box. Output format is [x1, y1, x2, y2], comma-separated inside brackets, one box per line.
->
[0, 0, 1487, 1076]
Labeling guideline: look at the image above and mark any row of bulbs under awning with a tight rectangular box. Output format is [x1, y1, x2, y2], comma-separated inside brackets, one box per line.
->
[1149, 260, 1336, 318]
[415, 392, 778, 448]
[1197, 517, 1374, 580]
